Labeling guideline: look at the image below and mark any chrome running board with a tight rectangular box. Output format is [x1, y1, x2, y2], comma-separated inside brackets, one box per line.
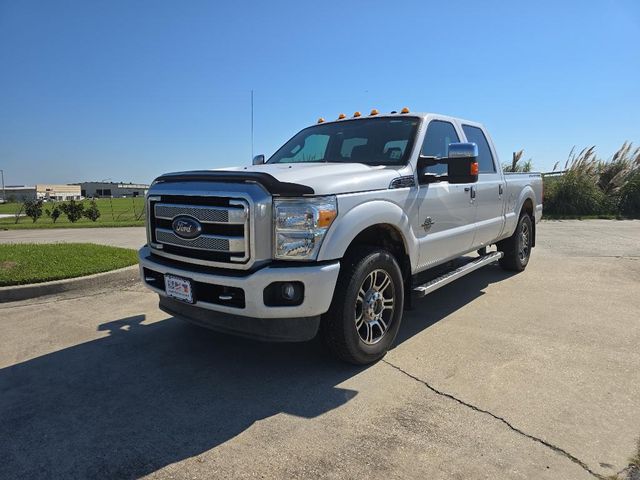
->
[412, 252, 503, 298]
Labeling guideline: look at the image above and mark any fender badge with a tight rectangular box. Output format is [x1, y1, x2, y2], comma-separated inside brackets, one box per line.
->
[421, 217, 434, 231]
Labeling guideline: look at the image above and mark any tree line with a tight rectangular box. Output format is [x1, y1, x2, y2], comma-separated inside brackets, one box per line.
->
[17, 199, 101, 224]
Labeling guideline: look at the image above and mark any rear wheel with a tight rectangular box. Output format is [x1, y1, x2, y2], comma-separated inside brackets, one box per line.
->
[321, 247, 404, 365]
[498, 213, 533, 271]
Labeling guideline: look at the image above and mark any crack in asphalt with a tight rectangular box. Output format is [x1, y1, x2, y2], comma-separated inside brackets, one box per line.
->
[616, 465, 630, 478]
[382, 359, 605, 479]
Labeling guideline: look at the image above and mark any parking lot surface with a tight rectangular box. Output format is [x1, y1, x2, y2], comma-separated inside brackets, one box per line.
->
[1, 220, 638, 479]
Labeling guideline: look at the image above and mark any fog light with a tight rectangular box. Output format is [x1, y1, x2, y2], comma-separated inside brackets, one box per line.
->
[264, 281, 304, 307]
[282, 283, 296, 300]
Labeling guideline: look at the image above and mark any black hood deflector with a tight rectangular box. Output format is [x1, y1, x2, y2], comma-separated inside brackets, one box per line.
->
[153, 170, 315, 196]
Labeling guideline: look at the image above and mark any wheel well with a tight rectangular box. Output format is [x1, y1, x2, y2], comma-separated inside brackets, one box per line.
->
[521, 198, 536, 247]
[345, 224, 411, 278]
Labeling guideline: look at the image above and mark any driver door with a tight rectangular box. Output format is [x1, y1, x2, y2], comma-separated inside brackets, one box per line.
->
[415, 119, 477, 271]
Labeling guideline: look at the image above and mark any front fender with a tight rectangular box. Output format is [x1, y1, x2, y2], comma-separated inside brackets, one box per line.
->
[317, 199, 418, 266]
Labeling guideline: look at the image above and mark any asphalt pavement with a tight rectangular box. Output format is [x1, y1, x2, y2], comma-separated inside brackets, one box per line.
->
[0, 220, 638, 479]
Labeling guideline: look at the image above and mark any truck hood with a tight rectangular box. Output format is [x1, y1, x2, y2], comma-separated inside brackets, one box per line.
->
[220, 163, 403, 196]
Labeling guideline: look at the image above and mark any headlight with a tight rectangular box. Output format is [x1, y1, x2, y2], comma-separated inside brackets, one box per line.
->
[274, 196, 337, 260]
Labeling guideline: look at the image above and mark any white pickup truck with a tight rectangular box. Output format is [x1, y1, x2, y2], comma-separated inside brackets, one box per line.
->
[139, 109, 543, 364]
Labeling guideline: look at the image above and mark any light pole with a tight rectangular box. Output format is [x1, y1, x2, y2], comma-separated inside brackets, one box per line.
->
[0, 169, 5, 202]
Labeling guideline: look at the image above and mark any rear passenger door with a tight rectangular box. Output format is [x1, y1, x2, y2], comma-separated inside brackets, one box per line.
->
[415, 120, 476, 271]
[462, 124, 505, 248]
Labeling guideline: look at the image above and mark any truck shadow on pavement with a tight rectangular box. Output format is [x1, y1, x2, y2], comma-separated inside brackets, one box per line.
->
[0, 265, 513, 479]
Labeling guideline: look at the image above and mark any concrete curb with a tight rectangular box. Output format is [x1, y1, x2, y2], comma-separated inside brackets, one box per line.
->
[0, 265, 140, 303]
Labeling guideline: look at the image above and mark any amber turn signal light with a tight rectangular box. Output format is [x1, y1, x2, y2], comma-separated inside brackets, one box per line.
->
[317, 209, 337, 228]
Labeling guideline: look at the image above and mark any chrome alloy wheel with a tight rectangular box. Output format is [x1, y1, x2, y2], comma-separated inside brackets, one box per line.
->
[355, 269, 395, 345]
[519, 221, 530, 262]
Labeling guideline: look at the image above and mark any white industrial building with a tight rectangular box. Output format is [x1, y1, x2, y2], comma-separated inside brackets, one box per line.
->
[79, 182, 149, 198]
[2, 184, 82, 202]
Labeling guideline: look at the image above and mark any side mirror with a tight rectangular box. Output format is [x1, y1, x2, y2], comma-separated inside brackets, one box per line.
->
[446, 142, 479, 184]
[252, 154, 265, 165]
[416, 155, 444, 184]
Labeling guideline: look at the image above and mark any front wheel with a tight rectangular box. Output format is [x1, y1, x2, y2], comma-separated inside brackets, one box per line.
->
[321, 248, 404, 365]
[498, 213, 533, 271]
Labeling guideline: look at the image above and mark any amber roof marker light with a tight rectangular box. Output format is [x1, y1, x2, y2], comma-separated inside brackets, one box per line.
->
[338, 113, 346, 119]
[400, 107, 410, 114]
[370, 109, 379, 115]
[353, 111, 361, 117]
[317, 117, 325, 124]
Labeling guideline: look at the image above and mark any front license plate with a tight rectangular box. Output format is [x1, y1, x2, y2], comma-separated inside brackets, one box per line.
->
[164, 274, 194, 303]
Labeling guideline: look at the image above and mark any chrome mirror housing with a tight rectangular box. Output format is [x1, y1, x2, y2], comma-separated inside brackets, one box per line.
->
[447, 142, 478, 159]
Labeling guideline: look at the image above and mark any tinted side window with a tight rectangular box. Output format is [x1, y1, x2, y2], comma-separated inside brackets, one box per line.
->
[462, 125, 495, 173]
[421, 121, 459, 174]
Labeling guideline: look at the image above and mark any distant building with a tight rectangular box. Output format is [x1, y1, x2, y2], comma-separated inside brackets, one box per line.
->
[3, 184, 81, 202]
[2, 186, 34, 202]
[79, 182, 149, 198]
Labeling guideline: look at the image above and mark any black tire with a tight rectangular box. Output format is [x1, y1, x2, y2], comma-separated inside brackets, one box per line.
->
[498, 213, 533, 272]
[321, 247, 404, 365]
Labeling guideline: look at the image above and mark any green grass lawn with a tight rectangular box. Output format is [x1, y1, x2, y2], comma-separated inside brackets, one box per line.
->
[0, 243, 138, 286]
[0, 198, 145, 229]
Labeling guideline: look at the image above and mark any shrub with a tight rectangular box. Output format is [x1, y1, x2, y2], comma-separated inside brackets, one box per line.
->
[542, 144, 640, 217]
[83, 200, 101, 222]
[49, 205, 62, 223]
[503, 150, 533, 173]
[24, 199, 44, 223]
[619, 173, 640, 218]
[544, 171, 606, 216]
[59, 199, 85, 223]
[13, 203, 24, 224]
[544, 146, 606, 216]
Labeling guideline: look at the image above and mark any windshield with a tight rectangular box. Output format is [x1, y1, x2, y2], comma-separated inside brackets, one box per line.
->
[267, 117, 420, 166]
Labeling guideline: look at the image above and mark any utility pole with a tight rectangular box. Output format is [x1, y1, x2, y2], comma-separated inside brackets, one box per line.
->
[251, 89, 254, 161]
[0, 169, 5, 202]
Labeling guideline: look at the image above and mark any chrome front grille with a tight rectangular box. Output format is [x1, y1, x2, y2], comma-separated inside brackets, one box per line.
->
[154, 203, 247, 224]
[155, 229, 243, 252]
[148, 196, 250, 266]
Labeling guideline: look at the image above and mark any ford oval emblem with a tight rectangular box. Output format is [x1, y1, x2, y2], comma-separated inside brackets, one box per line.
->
[171, 215, 202, 239]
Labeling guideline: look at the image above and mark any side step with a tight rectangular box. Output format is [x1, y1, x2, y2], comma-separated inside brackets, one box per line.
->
[412, 251, 503, 298]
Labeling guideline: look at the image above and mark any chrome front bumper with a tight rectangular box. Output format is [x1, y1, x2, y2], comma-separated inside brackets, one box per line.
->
[138, 246, 340, 319]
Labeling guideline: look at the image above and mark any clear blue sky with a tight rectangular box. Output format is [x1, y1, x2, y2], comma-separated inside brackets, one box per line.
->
[1, 0, 639, 185]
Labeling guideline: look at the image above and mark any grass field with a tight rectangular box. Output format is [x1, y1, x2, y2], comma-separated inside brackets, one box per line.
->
[0, 198, 145, 229]
[0, 243, 138, 286]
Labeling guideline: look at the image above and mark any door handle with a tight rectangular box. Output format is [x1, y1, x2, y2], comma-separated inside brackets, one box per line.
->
[464, 186, 476, 199]
[499, 184, 504, 195]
